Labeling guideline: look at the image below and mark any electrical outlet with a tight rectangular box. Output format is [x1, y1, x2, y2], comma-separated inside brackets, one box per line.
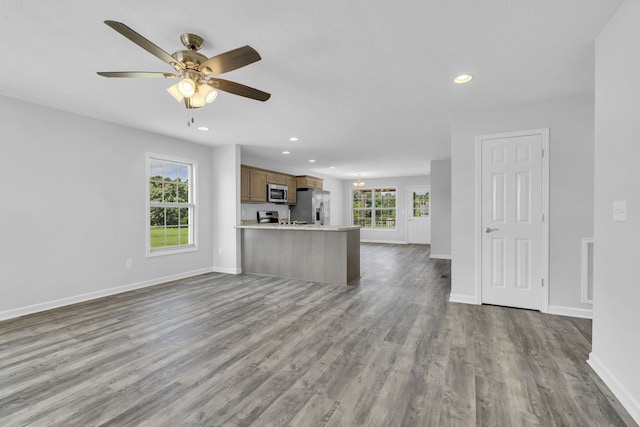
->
[613, 200, 627, 222]
[126, 258, 134, 269]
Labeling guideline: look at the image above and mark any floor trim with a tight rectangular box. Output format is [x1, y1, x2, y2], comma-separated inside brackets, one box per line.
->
[430, 253, 452, 259]
[213, 266, 242, 274]
[449, 293, 479, 305]
[0, 267, 215, 322]
[547, 304, 593, 319]
[588, 352, 640, 425]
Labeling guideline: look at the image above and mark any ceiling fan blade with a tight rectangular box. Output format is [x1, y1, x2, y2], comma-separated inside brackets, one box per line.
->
[200, 46, 261, 76]
[97, 71, 178, 78]
[104, 20, 184, 72]
[208, 78, 271, 101]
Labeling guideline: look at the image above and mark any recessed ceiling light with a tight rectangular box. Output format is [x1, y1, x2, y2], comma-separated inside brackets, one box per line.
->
[289, 137, 299, 142]
[197, 126, 209, 131]
[308, 159, 316, 163]
[329, 166, 335, 169]
[454, 74, 473, 84]
[282, 151, 290, 155]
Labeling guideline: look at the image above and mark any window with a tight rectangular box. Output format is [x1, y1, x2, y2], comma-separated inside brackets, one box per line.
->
[147, 154, 197, 255]
[352, 187, 396, 229]
[412, 191, 429, 217]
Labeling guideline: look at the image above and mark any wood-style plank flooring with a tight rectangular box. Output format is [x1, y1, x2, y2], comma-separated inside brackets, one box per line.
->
[0, 243, 636, 426]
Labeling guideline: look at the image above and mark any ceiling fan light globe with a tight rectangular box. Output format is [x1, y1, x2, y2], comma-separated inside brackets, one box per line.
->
[166, 83, 184, 102]
[205, 89, 218, 103]
[177, 78, 196, 97]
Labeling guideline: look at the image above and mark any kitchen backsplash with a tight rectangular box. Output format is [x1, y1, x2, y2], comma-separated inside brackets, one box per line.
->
[241, 203, 291, 222]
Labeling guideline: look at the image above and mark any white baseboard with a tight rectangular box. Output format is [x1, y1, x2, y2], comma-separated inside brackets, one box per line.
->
[0, 267, 215, 322]
[430, 253, 452, 260]
[360, 239, 408, 244]
[449, 293, 479, 305]
[547, 305, 593, 319]
[213, 266, 242, 274]
[588, 352, 640, 424]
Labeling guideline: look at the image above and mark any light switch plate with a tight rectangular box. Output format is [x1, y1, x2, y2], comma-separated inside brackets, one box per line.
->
[613, 200, 627, 222]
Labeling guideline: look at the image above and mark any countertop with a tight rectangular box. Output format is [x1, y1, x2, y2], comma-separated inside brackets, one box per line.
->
[236, 223, 360, 232]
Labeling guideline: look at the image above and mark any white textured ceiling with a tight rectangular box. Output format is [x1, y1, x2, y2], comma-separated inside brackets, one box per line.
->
[0, 0, 621, 179]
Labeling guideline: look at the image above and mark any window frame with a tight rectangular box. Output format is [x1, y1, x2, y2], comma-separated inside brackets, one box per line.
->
[351, 186, 397, 230]
[146, 152, 199, 257]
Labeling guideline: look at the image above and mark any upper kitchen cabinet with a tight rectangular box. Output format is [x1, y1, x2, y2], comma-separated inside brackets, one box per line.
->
[266, 172, 287, 186]
[286, 175, 297, 205]
[241, 165, 267, 203]
[296, 175, 323, 190]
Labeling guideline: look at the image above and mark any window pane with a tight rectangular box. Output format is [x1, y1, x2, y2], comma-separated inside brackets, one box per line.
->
[150, 181, 163, 202]
[150, 207, 165, 227]
[163, 162, 177, 180]
[177, 184, 189, 203]
[177, 164, 189, 183]
[163, 182, 177, 202]
[413, 191, 429, 217]
[166, 208, 180, 226]
[165, 226, 180, 246]
[150, 159, 164, 179]
[150, 226, 166, 248]
[179, 207, 189, 225]
[178, 226, 191, 245]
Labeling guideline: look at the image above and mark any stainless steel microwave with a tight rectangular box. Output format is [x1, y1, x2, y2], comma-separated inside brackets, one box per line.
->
[267, 184, 288, 203]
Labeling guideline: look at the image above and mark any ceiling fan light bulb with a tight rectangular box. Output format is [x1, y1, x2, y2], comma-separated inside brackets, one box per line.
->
[177, 78, 196, 97]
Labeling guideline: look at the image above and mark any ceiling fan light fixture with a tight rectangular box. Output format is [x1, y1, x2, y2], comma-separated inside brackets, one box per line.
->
[166, 83, 184, 102]
[177, 78, 196, 97]
[198, 84, 218, 103]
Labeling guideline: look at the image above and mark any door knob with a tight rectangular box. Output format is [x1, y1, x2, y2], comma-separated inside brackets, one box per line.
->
[485, 227, 498, 233]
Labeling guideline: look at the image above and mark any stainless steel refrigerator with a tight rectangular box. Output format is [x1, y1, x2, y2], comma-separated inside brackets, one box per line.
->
[290, 189, 330, 225]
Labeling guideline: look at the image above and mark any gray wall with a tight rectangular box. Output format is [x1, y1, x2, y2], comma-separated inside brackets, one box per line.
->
[430, 159, 451, 258]
[590, 1, 640, 422]
[0, 95, 215, 319]
[450, 92, 595, 314]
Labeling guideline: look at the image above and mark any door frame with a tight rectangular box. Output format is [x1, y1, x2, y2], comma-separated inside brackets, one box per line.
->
[406, 185, 431, 244]
[474, 128, 550, 312]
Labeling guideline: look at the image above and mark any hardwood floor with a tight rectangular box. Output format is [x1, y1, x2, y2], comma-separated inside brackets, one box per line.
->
[0, 243, 636, 426]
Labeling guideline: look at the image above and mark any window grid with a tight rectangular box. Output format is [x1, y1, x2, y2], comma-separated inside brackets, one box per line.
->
[352, 187, 397, 229]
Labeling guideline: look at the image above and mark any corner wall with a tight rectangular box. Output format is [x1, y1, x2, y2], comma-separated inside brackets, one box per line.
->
[0, 96, 215, 320]
[450, 93, 595, 316]
[430, 160, 452, 258]
[589, 0, 640, 422]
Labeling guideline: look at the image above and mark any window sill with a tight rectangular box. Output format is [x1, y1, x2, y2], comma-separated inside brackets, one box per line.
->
[147, 245, 198, 258]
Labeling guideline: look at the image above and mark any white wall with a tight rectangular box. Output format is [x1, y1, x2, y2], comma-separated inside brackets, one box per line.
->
[589, 1, 640, 422]
[212, 145, 241, 274]
[450, 93, 595, 315]
[0, 96, 215, 319]
[343, 175, 431, 243]
[430, 159, 452, 258]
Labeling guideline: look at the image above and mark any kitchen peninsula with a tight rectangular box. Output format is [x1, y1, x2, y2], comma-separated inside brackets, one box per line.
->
[237, 224, 360, 285]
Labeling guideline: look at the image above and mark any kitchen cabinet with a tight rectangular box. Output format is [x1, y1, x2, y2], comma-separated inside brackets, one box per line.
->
[296, 175, 323, 190]
[266, 172, 287, 186]
[241, 165, 267, 203]
[286, 175, 297, 205]
[240, 167, 250, 202]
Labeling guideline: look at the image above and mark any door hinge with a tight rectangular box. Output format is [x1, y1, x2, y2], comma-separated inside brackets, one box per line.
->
[541, 278, 544, 287]
[541, 213, 544, 222]
[541, 148, 544, 158]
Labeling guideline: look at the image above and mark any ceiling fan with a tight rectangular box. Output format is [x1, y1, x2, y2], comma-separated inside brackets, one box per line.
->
[97, 20, 271, 111]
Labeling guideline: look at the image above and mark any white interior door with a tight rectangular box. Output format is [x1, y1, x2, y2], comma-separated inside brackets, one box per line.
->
[480, 131, 547, 310]
[407, 186, 431, 244]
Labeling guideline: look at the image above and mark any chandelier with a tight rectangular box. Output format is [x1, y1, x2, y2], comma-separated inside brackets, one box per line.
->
[353, 174, 365, 188]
